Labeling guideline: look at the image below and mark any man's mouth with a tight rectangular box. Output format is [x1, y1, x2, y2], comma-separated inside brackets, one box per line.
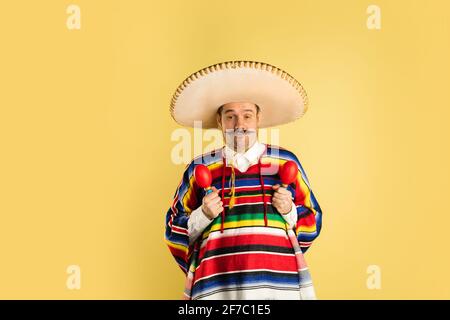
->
[227, 129, 254, 137]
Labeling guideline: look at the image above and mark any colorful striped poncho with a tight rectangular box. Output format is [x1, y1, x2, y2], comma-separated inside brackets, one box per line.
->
[165, 144, 323, 300]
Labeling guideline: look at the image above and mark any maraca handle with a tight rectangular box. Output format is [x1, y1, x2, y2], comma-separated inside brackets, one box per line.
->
[205, 188, 213, 195]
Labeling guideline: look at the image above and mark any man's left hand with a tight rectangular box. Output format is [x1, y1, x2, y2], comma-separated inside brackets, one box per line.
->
[271, 184, 293, 215]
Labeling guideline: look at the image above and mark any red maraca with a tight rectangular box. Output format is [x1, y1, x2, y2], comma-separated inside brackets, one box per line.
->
[194, 164, 213, 195]
[279, 160, 298, 187]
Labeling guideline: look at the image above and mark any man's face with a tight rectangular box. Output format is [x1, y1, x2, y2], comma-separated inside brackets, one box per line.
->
[217, 102, 260, 153]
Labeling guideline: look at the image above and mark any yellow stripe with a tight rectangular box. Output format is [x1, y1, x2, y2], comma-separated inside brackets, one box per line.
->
[165, 239, 188, 254]
[296, 225, 317, 233]
[202, 219, 287, 239]
[181, 174, 196, 214]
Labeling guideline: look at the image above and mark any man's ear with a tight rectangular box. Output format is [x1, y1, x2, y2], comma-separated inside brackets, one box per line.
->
[216, 113, 222, 129]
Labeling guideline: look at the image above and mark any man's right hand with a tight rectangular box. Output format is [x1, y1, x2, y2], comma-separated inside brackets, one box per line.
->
[201, 186, 223, 220]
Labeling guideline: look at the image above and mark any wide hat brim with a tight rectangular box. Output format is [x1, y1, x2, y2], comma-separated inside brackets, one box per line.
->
[170, 60, 309, 129]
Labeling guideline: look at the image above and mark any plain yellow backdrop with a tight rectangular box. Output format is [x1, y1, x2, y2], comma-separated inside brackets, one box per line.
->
[0, 0, 449, 299]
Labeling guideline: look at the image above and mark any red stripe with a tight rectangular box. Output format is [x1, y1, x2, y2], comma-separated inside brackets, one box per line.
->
[168, 246, 187, 261]
[210, 163, 282, 180]
[171, 225, 188, 235]
[298, 213, 315, 227]
[212, 185, 273, 196]
[222, 195, 271, 205]
[210, 164, 265, 178]
[170, 193, 179, 215]
[234, 185, 273, 193]
[195, 252, 298, 278]
[199, 234, 292, 256]
[210, 165, 226, 180]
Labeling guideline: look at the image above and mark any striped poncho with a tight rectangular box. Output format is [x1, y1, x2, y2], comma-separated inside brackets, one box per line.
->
[165, 144, 323, 300]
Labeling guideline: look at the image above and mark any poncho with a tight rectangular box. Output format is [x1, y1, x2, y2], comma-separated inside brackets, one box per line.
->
[165, 144, 322, 299]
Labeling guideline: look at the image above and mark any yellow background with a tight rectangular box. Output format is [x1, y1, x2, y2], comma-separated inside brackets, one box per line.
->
[1, 0, 449, 299]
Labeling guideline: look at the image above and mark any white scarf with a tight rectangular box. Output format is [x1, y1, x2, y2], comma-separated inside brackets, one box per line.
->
[223, 140, 266, 172]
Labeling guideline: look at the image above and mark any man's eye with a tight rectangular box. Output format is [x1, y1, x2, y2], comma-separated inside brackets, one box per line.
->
[227, 116, 233, 120]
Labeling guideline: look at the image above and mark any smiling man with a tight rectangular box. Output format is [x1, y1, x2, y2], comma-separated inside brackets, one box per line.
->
[165, 61, 323, 300]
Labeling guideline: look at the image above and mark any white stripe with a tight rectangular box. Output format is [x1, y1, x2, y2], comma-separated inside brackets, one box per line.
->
[200, 226, 289, 249]
[228, 183, 275, 190]
[200, 251, 295, 263]
[299, 267, 309, 272]
[193, 286, 302, 300]
[220, 201, 264, 208]
[171, 228, 188, 236]
[194, 268, 298, 283]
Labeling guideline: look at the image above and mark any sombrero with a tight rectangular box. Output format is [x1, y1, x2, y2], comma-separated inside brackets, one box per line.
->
[170, 60, 309, 129]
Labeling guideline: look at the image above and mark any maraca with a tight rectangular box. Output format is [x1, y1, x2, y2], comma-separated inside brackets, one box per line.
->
[279, 160, 298, 187]
[194, 164, 213, 194]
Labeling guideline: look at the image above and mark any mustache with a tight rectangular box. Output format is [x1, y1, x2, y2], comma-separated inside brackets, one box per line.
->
[225, 128, 257, 136]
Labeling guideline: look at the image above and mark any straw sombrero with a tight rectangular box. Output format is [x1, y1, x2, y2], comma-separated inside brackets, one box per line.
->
[170, 60, 309, 129]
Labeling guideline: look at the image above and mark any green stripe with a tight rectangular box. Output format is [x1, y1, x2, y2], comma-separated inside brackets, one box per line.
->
[204, 213, 287, 233]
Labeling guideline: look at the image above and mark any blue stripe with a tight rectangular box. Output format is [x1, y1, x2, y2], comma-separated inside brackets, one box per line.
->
[192, 271, 300, 295]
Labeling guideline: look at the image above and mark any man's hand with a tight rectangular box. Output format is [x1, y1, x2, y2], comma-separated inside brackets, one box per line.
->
[272, 184, 293, 215]
[201, 186, 223, 220]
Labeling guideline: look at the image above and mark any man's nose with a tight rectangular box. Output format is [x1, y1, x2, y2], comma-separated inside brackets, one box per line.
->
[235, 116, 245, 130]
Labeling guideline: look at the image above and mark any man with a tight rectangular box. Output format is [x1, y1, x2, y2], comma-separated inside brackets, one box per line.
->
[165, 61, 323, 300]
